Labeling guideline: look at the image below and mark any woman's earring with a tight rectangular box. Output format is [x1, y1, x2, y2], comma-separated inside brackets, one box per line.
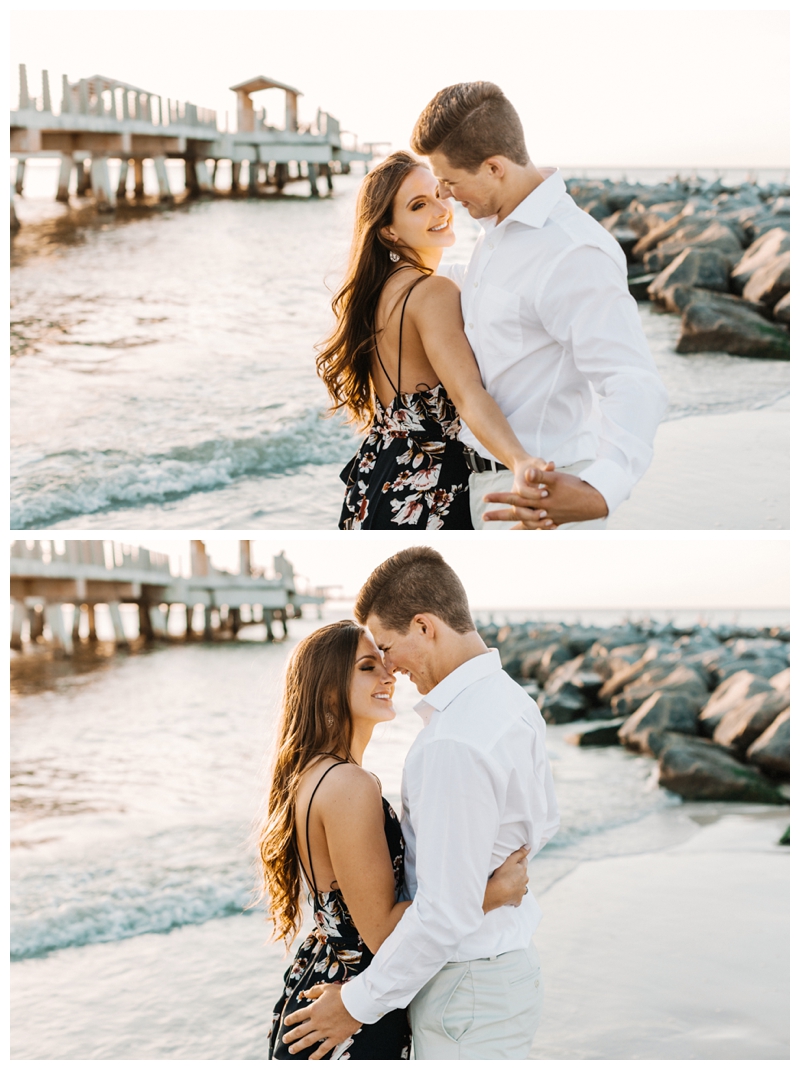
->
[389, 249, 400, 263]
[326, 713, 335, 729]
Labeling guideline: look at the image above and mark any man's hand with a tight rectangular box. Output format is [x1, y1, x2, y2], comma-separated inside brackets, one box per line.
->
[282, 983, 362, 1060]
[484, 467, 609, 529]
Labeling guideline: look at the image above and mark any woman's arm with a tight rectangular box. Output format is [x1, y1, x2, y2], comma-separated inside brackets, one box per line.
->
[483, 845, 530, 911]
[316, 768, 531, 955]
[316, 764, 411, 955]
[409, 276, 548, 486]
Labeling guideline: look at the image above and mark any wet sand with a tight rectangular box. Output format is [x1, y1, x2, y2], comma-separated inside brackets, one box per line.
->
[11, 807, 788, 1060]
[532, 810, 790, 1060]
[609, 397, 789, 530]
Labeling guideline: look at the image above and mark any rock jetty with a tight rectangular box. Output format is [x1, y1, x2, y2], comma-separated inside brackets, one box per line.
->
[478, 618, 789, 804]
[566, 175, 790, 359]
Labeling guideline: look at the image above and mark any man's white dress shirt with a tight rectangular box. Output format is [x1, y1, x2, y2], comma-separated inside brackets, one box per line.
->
[340, 649, 560, 1025]
[444, 168, 669, 515]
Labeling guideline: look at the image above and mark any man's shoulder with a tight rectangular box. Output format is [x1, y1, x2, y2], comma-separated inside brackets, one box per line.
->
[543, 194, 627, 265]
[430, 668, 544, 752]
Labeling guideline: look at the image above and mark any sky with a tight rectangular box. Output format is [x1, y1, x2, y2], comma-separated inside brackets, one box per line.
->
[10, 8, 789, 169]
[127, 536, 790, 610]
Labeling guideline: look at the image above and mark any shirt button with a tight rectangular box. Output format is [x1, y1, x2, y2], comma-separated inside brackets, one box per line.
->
[473, 282, 478, 288]
[468, 323, 474, 329]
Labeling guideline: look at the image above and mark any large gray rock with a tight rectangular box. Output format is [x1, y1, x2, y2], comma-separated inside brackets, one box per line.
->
[747, 215, 790, 242]
[633, 213, 712, 258]
[743, 251, 791, 310]
[730, 228, 790, 294]
[654, 733, 785, 803]
[643, 220, 742, 274]
[714, 656, 791, 684]
[612, 664, 708, 719]
[647, 247, 731, 307]
[540, 689, 589, 724]
[598, 649, 674, 701]
[619, 690, 699, 755]
[713, 687, 789, 753]
[698, 670, 775, 735]
[566, 720, 625, 747]
[746, 708, 790, 776]
[770, 667, 790, 693]
[676, 290, 790, 359]
[773, 292, 790, 324]
[544, 656, 604, 703]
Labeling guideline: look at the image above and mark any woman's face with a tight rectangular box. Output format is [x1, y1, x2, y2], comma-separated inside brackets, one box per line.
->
[382, 166, 456, 256]
[348, 633, 396, 727]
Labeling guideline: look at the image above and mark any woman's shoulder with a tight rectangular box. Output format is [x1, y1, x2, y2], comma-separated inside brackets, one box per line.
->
[299, 758, 381, 808]
[408, 271, 461, 307]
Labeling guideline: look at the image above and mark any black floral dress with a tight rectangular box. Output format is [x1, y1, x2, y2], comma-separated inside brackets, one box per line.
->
[268, 762, 411, 1061]
[338, 276, 473, 531]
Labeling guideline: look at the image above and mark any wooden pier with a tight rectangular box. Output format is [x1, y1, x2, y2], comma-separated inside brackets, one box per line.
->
[10, 540, 327, 655]
[10, 65, 374, 225]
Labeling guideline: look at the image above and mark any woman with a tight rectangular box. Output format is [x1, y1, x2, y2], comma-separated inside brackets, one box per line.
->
[258, 620, 530, 1060]
[316, 151, 546, 530]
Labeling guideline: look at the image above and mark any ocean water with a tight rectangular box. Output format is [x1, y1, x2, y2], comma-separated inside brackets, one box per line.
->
[10, 164, 790, 530]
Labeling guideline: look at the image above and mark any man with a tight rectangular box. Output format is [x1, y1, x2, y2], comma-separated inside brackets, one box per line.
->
[410, 82, 669, 529]
[283, 547, 559, 1059]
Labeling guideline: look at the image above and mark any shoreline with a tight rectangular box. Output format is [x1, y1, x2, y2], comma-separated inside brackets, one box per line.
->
[609, 396, 789, 529]
[11, 803, 788, 1060]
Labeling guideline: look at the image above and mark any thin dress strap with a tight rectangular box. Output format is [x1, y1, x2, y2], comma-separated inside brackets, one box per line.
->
[297, 757, 349, 908]
[374, 273, 427, 406]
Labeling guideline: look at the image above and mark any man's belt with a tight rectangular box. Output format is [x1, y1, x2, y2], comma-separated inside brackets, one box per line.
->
[463, 447, 508, 474]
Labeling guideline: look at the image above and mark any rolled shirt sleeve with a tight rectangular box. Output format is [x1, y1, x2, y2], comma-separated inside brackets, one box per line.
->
[340, 739, 502, 1024]
[534, 245, 669, 514]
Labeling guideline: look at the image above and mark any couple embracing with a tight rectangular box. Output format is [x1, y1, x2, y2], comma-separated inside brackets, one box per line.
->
[320, 81, 668, 530]
[260, 547, 560, 1059]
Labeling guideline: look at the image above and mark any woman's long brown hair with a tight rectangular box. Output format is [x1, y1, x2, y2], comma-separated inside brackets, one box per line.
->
[316, 151, 433, 428]
[257, 619, 364, 945]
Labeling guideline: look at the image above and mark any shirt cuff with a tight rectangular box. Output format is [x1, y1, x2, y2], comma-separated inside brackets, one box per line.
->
[577, 458, 633, 516]
[340, 975, 384, 1026]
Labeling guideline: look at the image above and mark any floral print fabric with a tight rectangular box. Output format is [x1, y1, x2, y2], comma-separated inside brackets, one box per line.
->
[268, 798, 411, 1060]
[338, 385, 472, 531]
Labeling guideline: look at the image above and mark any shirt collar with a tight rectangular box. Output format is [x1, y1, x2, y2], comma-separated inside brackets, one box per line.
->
[479, 167, 564, 233]
[413, 649, 502, 725]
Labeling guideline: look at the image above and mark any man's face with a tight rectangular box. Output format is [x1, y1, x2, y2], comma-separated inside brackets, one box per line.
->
[427, 151, 502, 220]
[365, 614, 438, 695]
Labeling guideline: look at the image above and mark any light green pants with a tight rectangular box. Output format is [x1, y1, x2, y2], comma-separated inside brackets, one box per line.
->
[469, 460, 609, 530]
[409, 944, 543, 1060]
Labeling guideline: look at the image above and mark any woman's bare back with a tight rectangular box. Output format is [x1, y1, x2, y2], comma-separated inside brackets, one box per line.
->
[371, 269, 442, 409]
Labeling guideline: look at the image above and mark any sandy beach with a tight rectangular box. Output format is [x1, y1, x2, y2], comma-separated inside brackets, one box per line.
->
[609, 396, 789, 530]
[11, 804, 788, 1060]
[531, 808, 789, 1060]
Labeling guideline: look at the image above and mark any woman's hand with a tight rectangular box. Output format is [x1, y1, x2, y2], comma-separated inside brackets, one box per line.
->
[482, 845, 530, 911]
[509, 458, 556, 528]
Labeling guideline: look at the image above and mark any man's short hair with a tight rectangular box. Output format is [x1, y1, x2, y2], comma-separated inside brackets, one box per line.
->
[411, 82, 529, 173]
[354, 547, 475, 635]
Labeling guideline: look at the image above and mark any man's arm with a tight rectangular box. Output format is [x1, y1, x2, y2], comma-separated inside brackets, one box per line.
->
[341, 740, 502, 1018]
[484, 244, 668, 527]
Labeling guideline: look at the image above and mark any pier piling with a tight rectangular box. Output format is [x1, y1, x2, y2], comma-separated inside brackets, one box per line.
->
[76, 159, 91, 196]
[91, 157, 115, 212]
[116, 159, 129, 198]
[56, 153, 72, 201]
[153, 156, 172, 201]
[15, 159, 25, 196]
[133, 159, 145, 198]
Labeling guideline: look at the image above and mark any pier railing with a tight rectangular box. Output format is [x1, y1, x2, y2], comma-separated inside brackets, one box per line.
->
[11, 63, 373, 221]
[10, 540, 326, 654]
